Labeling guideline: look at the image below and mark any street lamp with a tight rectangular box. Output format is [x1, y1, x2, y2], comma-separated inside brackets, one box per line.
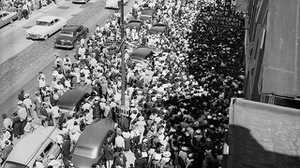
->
[120, 0, 126, 107]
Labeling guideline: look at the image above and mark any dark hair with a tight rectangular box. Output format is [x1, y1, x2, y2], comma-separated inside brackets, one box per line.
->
[2, 114, 7, 119]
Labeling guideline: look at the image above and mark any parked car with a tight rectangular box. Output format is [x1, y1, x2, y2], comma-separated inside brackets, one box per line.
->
[149, 23, 168, 34]
[0, 11, 18, 28]
[72, 0, 89, 4]
[26, 16, 66, 40]
[71, 119, 115, 168]
[57, 86, 91, 117]
[105, 0, 128, 9]
[3, 126, 61, 168]
[140, 8, 155, 20]
[55, 24, 89, 49]
[126, 19, 143, 30]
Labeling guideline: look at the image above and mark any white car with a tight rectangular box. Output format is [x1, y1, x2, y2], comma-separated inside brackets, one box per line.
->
[26, 16, 67, 40]
[105, 0, 128, 9]
[0, 11, 18, 28]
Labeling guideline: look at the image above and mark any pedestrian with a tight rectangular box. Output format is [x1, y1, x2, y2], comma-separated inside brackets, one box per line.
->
[2, 114, 13, 132]
[114, 152, 127, 168]
[103, 142, 114, 168]
[114, 128, 125, 152]
[18, 89, 25, 101]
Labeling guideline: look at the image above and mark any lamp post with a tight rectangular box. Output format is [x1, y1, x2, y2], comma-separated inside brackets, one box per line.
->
[120, 0, 126, 106]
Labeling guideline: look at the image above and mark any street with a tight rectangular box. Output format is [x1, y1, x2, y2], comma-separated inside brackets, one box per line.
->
[0, 0, 133, 120]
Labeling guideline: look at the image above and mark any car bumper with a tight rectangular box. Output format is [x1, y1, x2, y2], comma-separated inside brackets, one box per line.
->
[55, 43, 74, 49]
[72, 0, 87, 3]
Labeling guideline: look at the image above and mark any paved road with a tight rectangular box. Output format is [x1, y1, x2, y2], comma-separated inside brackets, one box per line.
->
[0, 0, 133, 121]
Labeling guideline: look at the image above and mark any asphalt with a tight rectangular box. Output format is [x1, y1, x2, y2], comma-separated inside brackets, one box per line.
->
[0, 0, 133, 123]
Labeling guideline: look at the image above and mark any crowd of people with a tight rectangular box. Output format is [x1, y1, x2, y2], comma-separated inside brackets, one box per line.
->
[0, 0, 245, 168]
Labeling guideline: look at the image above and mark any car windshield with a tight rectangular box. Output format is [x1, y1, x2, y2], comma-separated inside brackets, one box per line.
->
[3, 161, 28, 168]
[36, 21, 50, 26]
[60, 31, 74, 37]
[73, 146, 98, 159]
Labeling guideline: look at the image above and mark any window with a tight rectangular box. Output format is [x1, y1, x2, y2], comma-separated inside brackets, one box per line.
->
[36, 21, 49, 26]
[73, 146, 98, 159]
[2, 161, 28, 168]
[43, 142, 53, 156]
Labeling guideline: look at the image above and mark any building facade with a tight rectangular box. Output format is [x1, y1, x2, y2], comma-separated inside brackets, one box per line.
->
[244, 0, 300, 108]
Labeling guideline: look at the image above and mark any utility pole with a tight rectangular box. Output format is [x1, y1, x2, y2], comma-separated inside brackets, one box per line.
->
[120, 0, 126, 106]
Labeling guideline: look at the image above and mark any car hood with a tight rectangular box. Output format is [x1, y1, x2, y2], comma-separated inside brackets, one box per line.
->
[26, 25, 48, 34]
[71, 154, 97, 168]
[56, 35, 74, 41]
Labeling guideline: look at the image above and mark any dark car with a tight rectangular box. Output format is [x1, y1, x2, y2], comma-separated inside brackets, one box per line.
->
[57, 86, 92, 117]
[149, 23, 168, 34]
[140, 8, 155, 21]
[55, 24, 89, 49]
[126, 19, 143, 30]
[71, 119, 115, 168]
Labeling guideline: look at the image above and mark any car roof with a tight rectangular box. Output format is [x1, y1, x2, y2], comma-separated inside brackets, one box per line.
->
[131, 47, 153, 60]
[57, 86, 91, 110]
[75, 119, 115, 149]
[37, 16, 62, 22]
[62, 25, 81, 31]
[6, 126, 58, 165]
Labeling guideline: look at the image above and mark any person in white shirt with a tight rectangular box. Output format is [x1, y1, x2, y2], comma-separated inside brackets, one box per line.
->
[115, 132, 125, 152]
[80, 38, 85, 47]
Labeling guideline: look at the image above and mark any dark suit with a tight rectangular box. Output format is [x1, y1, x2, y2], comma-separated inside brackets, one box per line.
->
[135, 157, 148, 168]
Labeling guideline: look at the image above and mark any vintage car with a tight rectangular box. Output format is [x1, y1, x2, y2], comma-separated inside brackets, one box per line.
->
[149, 23, 168, 34]
[3, 127, 61, 168]
[71, 119, 115, 168]
[0, 11, 18, 28]
[55, 24, 89, 49]
[72, 0, 89, 4]
[140, 8, 155, 21]
[57, 86, 91, 117]
[26, 16, 66, 40]
[126, 19, 143, 30]
[105, 0, 128, 9]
